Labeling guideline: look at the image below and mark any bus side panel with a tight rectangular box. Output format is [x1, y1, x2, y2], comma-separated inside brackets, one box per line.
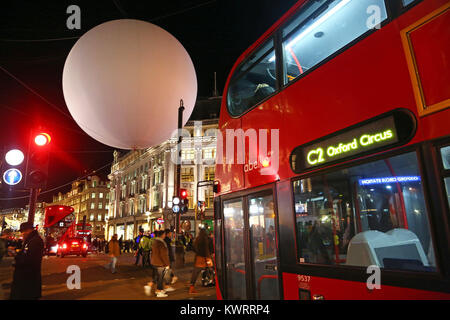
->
[216, 117, 245, 194]
[283, 272, 450, 300]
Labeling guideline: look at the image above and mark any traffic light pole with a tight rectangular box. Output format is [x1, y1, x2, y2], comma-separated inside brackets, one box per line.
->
[174, 100, 185, 269]
[175, 100, 184, 240]
[27, 187, 39, 224]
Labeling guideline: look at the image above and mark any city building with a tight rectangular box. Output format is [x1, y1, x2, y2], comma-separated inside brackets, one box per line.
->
[50, 175, 110, 238]
[0, 202, 46, 233]
[106, 96, 220, 240]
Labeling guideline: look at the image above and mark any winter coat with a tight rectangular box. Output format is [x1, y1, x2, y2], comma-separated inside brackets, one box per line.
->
[10, 230, 44, 300]
[151, 238, 170, 267]
[163, 237, 174, 262]
[108, 240, 120, 257]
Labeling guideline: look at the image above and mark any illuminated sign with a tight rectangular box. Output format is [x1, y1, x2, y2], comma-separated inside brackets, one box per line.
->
[290, 110, 416, 173]
[3, 169, 23, 185]
[359, 176, 421, 185]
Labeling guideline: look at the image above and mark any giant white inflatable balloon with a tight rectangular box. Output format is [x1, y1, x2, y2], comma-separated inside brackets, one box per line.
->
[62, 19, 197, 149]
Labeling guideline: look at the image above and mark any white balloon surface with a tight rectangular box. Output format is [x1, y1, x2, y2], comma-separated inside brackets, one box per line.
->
[62, 19, 197, 149]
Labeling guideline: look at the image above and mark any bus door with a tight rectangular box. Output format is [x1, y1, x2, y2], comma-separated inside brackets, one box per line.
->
[222, 189, 281, 299]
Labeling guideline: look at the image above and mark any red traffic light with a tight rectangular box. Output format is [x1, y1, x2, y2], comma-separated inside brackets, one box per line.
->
[180, 189, 188, 199]
[34, 133, 51, 146]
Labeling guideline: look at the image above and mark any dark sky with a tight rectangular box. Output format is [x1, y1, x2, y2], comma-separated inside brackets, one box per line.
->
[0, 0, 297, 208]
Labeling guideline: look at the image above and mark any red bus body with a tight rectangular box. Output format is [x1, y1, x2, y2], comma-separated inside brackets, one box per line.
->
[214, 0, 450, 300]
[76, 223, 92, 238]
[44, 205, 76, 245]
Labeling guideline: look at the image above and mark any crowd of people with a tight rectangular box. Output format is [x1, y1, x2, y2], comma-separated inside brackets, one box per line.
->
[104, 227, 215, 298]
[1, 224, 215, 300]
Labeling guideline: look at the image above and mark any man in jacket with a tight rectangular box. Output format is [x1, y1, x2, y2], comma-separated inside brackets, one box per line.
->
[105, 234, 120, 273]
[10, 222, 44, 300]
[139, 232, 152, 268]
[147, 230, 175, 297]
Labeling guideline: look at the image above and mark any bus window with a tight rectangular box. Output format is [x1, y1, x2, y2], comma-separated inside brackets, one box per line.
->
[293, 151, 437, 272]
[227, 39, 276, 116]
[403, 0, 416, 7]
[281, 0, 387, 84]
[440, 146, 450, 207]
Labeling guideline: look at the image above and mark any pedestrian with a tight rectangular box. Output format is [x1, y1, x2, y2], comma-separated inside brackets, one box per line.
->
[163, 229, 178, 285]
[105, 234, 120, 273]
[124, 239, 130, 253]
[119, 235, 123, 253]
[10, 222, 44, 300]
[147, 230, 175, 298]
[189, 228, 213, 294]
[134, 230, 144, 265]
[139, 232, 152, 267]
[0, 229, 13, 263]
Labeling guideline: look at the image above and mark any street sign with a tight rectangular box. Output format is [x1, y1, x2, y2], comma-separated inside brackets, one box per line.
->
[3, 168, 23, 185]
[157, 218, 164, 225]
[172, 204, 180, 213]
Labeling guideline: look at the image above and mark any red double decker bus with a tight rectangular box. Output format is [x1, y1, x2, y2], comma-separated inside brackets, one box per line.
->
[43, 205, 76, 254]
[214, 0, 450, 299]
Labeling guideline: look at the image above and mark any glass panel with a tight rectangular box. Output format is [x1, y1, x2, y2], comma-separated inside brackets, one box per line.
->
[441, 146, 450, 170]
[227, 39, 276, 116]
[444, 178, 450, 209]
[294, 152, 437, 272]
[248, 194, 279, 300]
[282, 0, 387, 84]
[223, 199, 246, 299]
[402, 0, 416, 6]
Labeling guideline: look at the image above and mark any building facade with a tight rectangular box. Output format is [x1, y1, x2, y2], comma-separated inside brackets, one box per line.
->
[50, 175, 110, 238]
[106, 97, 220, 240]
[0, 202, 46, 234]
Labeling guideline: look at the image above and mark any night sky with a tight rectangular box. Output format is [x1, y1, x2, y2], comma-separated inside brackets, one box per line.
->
[0, 0, 297, 208]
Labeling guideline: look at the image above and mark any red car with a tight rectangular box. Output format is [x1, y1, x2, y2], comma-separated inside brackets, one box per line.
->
[57, 237, 88, 258]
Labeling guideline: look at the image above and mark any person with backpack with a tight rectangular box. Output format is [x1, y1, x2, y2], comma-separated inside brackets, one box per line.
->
[139, 232, 152, 268]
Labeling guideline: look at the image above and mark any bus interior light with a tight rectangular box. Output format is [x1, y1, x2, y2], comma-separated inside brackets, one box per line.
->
[269, 0, 352, 62]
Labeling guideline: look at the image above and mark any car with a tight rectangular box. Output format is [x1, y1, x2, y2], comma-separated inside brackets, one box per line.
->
[57, 237, 88, 258]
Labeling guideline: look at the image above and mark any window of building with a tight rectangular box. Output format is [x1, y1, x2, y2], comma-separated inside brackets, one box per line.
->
[204, 167, 215, 181]
[98, 214, 102, 221]
[98, 202, 103, 209]
[182, 149, 195, 161]
[181, 167, 194, 182]
[293, 151, 436, 273]
[227, 38, 276, 117]
[281, 0, 387, 85]
[91, 192, 96, 199]
[90, 202, 95, 210]
[203, 148, 216, 160]
[90, 214, 94, 221]
[99, 193, 103, 198]
[205, 189, 214, 208]
[129, 201, 134, 215]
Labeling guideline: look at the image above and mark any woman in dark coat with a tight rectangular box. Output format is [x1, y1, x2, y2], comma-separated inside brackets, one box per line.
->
[10, 222, 44, 300]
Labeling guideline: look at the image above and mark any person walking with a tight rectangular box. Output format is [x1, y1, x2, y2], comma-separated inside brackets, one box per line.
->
[147, 230, 175, 298]
[10, 222, 44, 300]
[163, 229, 178, 285]
[189, 228, 213, 294]
[139, 232, 152, 268]
[134, 230, 144, 265]
[105, 234, 120, 273]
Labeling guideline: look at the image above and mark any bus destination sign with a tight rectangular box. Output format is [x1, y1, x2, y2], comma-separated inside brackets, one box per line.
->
[291, 115, 402, 172]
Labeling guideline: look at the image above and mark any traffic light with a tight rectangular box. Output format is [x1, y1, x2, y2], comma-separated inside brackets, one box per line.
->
[1, 146, 26, 189]
[25, 130, 51, 189]
[180, 189, 189, 214]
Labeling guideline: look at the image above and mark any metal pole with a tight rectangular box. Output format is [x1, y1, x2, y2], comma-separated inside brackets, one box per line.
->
[175, 100, 184, 240]
[27, 188, 38, 225]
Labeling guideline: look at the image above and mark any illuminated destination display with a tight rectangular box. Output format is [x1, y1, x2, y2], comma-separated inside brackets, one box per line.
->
[302, 116, 398, 169]
[290, 110, 417, 173]
[359, 176, 421, 185]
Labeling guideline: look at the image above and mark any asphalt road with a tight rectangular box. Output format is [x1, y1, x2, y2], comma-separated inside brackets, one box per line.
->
[0, 251, 216, 300]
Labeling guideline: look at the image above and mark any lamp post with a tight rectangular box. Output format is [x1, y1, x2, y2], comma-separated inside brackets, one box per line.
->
[174, 100, 185, 268]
